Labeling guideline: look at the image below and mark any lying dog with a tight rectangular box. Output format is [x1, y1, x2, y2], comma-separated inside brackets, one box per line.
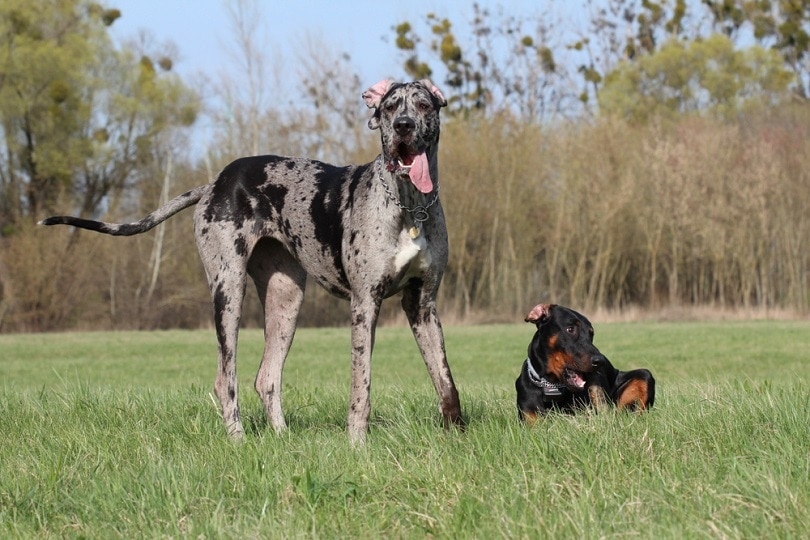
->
[516, 303, 655, 424]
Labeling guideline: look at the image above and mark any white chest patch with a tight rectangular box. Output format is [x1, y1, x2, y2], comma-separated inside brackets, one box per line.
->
[393, 228, 431, 287]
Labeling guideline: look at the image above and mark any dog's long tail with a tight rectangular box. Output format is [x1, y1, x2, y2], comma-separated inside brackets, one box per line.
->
[39, 185, 208, 236]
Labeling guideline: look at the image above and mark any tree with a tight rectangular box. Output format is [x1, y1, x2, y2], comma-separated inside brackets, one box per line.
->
[0, 0, 199, 234]
[598, 34, 794, 121]
[393, 5, 575, 120]
[390, 1, 808, 118]
[0, 0, 199, 332]
[573, 0, 691, 106]
[704, 0, 810, 98]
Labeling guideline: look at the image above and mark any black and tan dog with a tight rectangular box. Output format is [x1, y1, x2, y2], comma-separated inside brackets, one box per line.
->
[516, 303, 655, 424]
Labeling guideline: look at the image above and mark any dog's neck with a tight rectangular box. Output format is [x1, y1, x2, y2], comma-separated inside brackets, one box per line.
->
[376, 151, 441, 238]
[524, 358, 567, 397]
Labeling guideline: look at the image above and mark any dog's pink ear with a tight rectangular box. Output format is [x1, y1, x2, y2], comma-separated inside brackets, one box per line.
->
[525, 303, 553, 325]
[419, 78, 447, 107]
[362, 78, 394, 109]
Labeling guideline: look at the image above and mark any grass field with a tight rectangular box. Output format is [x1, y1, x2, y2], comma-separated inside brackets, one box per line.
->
[1, 320, 808, 538]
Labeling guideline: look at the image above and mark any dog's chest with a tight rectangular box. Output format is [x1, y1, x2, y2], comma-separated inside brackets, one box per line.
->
[391, 227, 432, 289]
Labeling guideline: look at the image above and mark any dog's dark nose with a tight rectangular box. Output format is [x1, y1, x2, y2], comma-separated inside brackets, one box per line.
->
[592, 355, 606, 369]
[393, 116, 415, 135]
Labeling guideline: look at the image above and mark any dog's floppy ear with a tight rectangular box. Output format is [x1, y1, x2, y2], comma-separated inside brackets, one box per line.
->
[419, 78, 447, 107]
[525, 303, 554, 326]
[362, 78, 394, 130]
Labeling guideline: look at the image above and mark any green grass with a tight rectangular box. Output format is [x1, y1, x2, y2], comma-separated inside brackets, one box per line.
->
[1, 321, 808, 538]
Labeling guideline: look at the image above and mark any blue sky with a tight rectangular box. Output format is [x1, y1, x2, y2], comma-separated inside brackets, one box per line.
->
[109, 0, 564, 85]
[108, 1, 596, 151]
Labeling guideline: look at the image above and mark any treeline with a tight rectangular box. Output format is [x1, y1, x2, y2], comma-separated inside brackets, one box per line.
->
[1, 0, 809, 332]
[3, 105, 807, 331]
[436, 106, 809, 320]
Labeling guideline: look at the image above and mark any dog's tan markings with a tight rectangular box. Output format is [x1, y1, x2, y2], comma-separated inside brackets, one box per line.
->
[522, 411, 539, 426]
[546, 350, 570, 380]
[617, 380, 649, 410]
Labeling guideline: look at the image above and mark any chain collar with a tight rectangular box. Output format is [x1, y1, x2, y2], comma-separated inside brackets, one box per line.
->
[377, 161, 440, 231]
[524, 358, 567, 396]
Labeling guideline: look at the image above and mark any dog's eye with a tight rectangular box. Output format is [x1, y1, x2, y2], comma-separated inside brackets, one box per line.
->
[566, 326, 576, 335]
[384, 102, 397, 113]
[417, 101, 431, 112]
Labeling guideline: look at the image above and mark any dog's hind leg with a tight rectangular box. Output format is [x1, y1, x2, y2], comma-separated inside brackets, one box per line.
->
[401, 285, 463, 430]
[248, 239, 307, 433]
[615, 369, 656, 411]
[196, 223, 250, 440]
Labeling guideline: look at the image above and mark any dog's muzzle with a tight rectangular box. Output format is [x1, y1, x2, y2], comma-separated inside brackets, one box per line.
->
[393, 116, 415, 136]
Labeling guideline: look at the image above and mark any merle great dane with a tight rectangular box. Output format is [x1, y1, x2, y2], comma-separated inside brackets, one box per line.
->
[41, 79, 463, 443]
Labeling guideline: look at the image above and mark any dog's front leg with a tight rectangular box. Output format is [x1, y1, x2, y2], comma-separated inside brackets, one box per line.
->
[401, 285, 463, 430]
[347, 295, 381, 444]
[588, 385, 610, 412]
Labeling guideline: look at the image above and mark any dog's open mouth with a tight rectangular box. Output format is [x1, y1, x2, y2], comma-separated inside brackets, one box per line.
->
[563, 368, 587, 390]
[389, 144, 433, 194]
[396, 143, 417, 168]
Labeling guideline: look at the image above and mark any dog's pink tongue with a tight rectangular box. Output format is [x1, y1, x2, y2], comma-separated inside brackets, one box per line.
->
[408, 152, 434, 193]
[568, 373, 586, 389]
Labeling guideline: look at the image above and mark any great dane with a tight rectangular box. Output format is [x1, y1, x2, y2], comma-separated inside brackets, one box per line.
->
[40, 79, 463, 443]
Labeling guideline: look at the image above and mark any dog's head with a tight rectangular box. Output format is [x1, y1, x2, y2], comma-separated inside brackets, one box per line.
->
[362, 79, 447, 194]
[525, 303, 607, 392]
